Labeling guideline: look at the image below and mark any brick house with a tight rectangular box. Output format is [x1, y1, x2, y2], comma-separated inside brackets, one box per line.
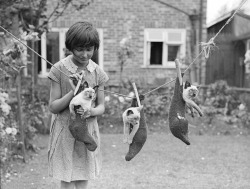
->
[36, 0, 207, 87]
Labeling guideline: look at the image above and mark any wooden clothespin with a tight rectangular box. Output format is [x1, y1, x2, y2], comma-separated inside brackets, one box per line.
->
[175, 59, 183, 86]
[132, 82, 141, 107]
[74, 71, 84, 96]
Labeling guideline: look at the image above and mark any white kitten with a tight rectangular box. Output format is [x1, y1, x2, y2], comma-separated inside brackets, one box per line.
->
[123, 106, 143, 144]
[69, 87, 96, 120]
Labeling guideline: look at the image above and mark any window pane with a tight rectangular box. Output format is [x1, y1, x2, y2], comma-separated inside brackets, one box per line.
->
[150, 42, 162, 65]
[168, 45, 180, 61]
[46, 32, 59, 69]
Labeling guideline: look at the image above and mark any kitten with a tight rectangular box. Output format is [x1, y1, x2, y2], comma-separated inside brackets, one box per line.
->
[69, 81, 96, 120]
[182, 81, 203, 117]
[123, 106, 143, 144]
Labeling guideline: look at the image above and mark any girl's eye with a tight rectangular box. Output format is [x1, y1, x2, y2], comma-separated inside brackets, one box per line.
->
[75, 48, 84, 51]
[86, 47, 94, 51]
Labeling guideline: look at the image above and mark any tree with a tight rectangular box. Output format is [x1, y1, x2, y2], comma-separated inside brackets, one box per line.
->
[0, 0, 93, 162]
[117, 36, 134, 93]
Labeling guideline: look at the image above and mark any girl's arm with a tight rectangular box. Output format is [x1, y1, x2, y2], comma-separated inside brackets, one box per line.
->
[49, 80, 74, 114]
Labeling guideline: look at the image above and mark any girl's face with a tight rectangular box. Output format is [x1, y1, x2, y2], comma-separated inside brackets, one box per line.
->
[72, 46, 95, 66]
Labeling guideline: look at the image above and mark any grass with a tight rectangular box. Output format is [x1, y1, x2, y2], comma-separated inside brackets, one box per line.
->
[3, 133, 250, 189]
[89, 134, 250, 189]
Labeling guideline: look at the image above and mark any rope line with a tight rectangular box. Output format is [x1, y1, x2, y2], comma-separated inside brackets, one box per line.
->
[99, 89, 133, 98]
[212, 0, 248, 40]
[144, 0, 248, 95]
[1, 0, 248, 98]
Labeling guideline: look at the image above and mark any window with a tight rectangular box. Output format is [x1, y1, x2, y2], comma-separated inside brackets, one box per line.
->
[144, 29, 186, 68]
[46, 32, 60, 70]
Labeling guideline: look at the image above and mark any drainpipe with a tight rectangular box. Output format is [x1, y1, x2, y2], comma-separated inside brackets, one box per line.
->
[199, 0, 204, 84]
[189, 10, 200, 84]
[153, 0, 201, 83]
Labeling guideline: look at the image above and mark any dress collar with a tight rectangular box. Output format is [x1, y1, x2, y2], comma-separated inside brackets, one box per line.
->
[62, 55, 97, 74]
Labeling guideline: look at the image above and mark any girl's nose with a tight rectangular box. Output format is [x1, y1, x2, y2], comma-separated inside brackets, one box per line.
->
[82, 51, 88, 58]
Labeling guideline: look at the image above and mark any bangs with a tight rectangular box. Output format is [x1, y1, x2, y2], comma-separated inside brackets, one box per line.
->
[65, 22, 100, 51]
[73, 28, 99, 48]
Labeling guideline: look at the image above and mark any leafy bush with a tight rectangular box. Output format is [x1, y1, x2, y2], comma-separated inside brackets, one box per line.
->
[0, 90, 21, 172]
[202, 80, 250, 129]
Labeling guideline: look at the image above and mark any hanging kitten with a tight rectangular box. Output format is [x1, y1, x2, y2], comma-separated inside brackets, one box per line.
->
[182, 81, 203, 117]
[169, 78, 203, 145]
[125, 95, 147, 161]
[69, 81, 96, 120]
[123, 106, 143, 144]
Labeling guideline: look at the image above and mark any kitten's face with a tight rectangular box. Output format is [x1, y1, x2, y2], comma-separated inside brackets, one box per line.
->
[127, 109, 140, 125]
[81, 88, 96, 101]
[183, 81, 199, 99]
[127, 114, 140, 125]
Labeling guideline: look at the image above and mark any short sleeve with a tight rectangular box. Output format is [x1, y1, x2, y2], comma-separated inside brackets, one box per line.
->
[97, 67, 109, 86]
[48, 62, 61, 84]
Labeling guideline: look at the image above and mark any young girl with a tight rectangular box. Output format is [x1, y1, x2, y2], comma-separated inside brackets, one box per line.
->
[48, 21, 109, 189]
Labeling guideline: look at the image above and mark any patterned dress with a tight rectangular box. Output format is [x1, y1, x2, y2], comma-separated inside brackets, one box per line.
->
[48, 55, 109, 182]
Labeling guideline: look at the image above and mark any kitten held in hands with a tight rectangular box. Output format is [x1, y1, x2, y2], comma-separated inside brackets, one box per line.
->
[68, 80, 98, 151]
[69, 82, 96, 120]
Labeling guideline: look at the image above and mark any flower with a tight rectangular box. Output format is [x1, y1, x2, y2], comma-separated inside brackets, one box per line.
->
[105, 96, 110, 102]
[5, 127, 12, 135]
[125, 92, 134, 101]
[11, 128, 17, 135]
[0, 103, 11, 115]
[239, 104, 245, 111]
[118, 96, 125, 103]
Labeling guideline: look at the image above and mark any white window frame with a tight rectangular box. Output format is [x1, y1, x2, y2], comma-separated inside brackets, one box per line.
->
[245, 39, 250, 74]
[39, 28, 104, 77]
[143, 28, 186, 68]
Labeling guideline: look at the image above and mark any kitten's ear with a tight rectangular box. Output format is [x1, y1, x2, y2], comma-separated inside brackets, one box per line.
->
[82, 81, 89, 89]
[184, 81, 191, 89]
[93, 85, 99, 91]
[127, 110, 134, 116]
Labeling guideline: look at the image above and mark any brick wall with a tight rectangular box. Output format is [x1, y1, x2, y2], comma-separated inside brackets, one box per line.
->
[48, 0, 207, 87]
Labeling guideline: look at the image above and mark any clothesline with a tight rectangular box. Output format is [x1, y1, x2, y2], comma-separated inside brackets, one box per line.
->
[0, 0, 248, 99]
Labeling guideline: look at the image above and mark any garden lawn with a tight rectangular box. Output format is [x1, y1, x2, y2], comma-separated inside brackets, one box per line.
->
[2, 133, 250, 189]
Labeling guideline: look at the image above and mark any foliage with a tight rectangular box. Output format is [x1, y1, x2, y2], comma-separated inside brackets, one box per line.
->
[0, 0, 93, 35]
[143, 90, 173, 116]
[22, 87, 50, 135]
[117, 36, 134, 72]
[103, 79, 174, 119]
[0, 90, 21, 171]
[201, 80, 250, 128]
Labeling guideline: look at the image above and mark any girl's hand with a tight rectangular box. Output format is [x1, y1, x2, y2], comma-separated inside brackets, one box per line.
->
[69, 72, 84, 90]
[77, 107, 92, 119]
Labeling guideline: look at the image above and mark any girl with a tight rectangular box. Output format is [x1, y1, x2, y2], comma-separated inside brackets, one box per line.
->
[48, 21, 109, 189]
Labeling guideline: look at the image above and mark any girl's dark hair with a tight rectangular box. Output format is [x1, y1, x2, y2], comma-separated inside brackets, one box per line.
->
[65, 21, 100, 51]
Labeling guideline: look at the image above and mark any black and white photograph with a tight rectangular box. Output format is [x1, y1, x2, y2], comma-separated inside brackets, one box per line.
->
[0, 0, 250, 188]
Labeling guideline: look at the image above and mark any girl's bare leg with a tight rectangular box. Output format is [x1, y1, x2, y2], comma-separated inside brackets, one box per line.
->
[60, 181, 75, 189]
[75, 180, 88, 189]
